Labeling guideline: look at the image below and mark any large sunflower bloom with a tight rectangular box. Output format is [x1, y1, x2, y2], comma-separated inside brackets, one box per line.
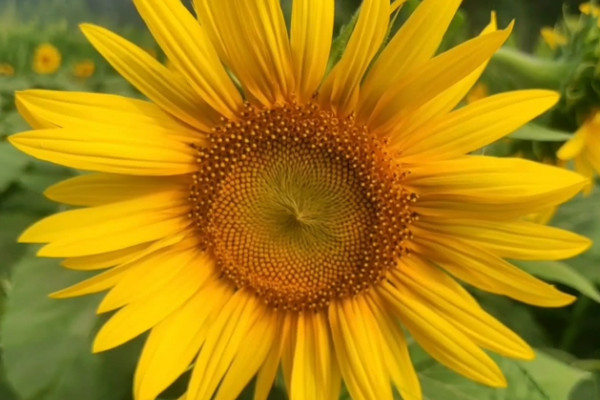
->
[9, 1, 591, 400]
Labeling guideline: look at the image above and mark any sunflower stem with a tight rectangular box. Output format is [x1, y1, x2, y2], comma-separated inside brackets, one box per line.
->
[490, 47, 572, 89]
[559, 296, 591, 352]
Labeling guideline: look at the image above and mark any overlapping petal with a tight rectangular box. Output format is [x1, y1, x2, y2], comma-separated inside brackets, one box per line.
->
[93, 246, 210, 352]
[360, 0, 462, 115]
[364, 24, 513, 134]
[19, 191, 190, 257]
[329, 296, 393, 400]
[45, 173, 187, 206]
[394, 90, 559, 161]
[194, 0, 293, 105]
[9, 127, 197, 176]
[412, 234, 576, 307]
[319, 0, 389, 114]
[379, 282, 507, 387]
[290, 0, 335, 101]
[80, 24, 218, 130]
[134, 283, 231, 400]
[408, 156, 587, 219]
[416, 219, 591, 260]
[133, 0, 243, 118]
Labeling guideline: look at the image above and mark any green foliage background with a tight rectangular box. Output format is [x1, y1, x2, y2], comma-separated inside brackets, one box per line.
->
[0, 0, 599, 399]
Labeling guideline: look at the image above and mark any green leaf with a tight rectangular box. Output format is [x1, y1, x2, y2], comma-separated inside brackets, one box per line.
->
[2, 249, 138, 400]
[0, 213, 40, 275]
[509, 123, 573, 141]
[0, 112, 29, 137]
[17, 160, 74, 194]
[552, 191, 600, 286]
[413, 346, 591, 400]
[514, 260, 600, 303]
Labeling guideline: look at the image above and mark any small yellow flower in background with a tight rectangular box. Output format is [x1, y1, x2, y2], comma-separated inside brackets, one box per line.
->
[558, 111, 600, 196]
[580, 2, 600, 17]
[32, 43, 62, 75]
[9, 1, 592, 399]
[580, 2, 600, 27]
[540, 27, 567, 50]
[73, 60, 95, 79]
[0, 63, 15, 76]
[466, 82, 489, 103]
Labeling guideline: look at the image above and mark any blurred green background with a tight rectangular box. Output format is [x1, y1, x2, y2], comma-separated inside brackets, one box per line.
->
[1, 0, 600, 400]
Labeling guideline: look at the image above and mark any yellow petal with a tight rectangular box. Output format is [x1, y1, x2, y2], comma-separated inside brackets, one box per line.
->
[392, 258, 534, 360]
[98, 242, 210, 313]
[581, 126, 600, 174]
[280, 315, 298, 396]
[408, 156, 587, 219]
[397, 12, 499, 136]
[62, 233, 185, 273]
[15, 90, 203, 142]
[254, 314, 292, 400]
[557, 126, 588, 161]
[9, 128, 196, 176]
[329, 296, 393, 400]
[366, 24, 513, 134]
[61, 243, 151, 271]
[413, 234, 576, 307]
[194, 0, 293, 105]
[415, 219, 591, 260]
[319, 0, 389, 114]
[291, 312, 341, 400]
[379, 282, 507, 387]
[395, 90, 560, 161]
[360, 0, 462, 116]
[366, 294, 422, 400]
[134, 282, 231, 400]
[93, 249, 209, 352]
[574, 155, 596, 196]
[390, 0, 407, 14]
[20, 191, 189, 257]
[186, 291, 261, 400]
[132, 0, 242, 118]
[80, 24, 218, 130]
[214, 310, 280, 400]
[45, 173, 187, 206]
[50, 264, 131, 299]
[290, 0, 334, 101]
[15, 95, 56, 129]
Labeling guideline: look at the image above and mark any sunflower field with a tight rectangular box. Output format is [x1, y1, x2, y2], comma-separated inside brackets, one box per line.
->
[1, 0, 600, 399]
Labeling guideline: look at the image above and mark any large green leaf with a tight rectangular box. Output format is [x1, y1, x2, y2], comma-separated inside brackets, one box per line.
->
[2, 249, 139, 400]
[552, 191, 600, 285]
[514, 260, 600, 303]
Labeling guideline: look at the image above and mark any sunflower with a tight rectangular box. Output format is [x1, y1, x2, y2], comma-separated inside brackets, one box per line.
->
[540, 27, 567, 50]
[10, 1, 591, 400]
[558, 110, 600, 195]
[73, 59, 96, 79]
[0, 63, 15, 76]
[32, 43, 62, 75]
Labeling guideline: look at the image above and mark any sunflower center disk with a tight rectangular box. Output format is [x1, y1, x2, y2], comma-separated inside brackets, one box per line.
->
[189, 102, 417, 311]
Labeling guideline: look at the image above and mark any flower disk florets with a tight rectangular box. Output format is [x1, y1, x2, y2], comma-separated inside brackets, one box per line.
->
[189, 101, 418, 311]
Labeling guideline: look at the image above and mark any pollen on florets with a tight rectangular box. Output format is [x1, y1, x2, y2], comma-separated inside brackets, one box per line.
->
[188, 101, 417, 311]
